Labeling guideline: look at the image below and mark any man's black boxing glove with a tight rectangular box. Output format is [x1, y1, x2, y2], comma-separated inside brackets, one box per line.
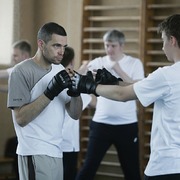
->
[67, 88, 80, 97]
[67, 72, 81, 97]
[44, 70, 72, 100]
[68, 71, 98, 96]
[78, 71, 98, 95]
[95, 68, 122, 85]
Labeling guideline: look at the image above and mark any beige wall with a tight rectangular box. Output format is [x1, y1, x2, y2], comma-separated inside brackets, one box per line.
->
[13, 0, 83, 68]
[0, 67, 15, 156]
[0, 0, 83, 156]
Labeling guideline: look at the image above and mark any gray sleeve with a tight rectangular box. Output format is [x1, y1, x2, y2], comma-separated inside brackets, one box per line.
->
[7, 69, 31, 109]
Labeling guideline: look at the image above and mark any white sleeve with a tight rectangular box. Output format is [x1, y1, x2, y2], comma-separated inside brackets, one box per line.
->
[133, 68, 170, 107]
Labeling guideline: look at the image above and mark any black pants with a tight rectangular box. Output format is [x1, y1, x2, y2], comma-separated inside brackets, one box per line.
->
[144, 173, 180, 180]
[63, 152, 78, 180]
[76, 121, 141, 180]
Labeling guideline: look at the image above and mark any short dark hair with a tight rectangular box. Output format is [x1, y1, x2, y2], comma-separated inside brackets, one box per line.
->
[37, 22, 67, 43]
[12, 40, 31, 55]
[157, 14, 180, 47]
[61, 47, 75, 68]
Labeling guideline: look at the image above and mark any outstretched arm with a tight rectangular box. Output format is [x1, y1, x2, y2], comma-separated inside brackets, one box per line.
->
[96, 84, 137, 102]
[67, 68, 137, 102]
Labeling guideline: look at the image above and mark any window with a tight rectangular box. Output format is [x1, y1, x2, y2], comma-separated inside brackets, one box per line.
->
[0, 0, 14, 64]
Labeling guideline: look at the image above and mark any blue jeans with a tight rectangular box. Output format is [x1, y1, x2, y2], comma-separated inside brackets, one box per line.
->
[76, 121, 141, 180]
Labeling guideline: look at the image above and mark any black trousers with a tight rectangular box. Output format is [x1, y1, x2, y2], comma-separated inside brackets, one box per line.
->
[63, 151, 78, 180]
[76, 121, 141, 180]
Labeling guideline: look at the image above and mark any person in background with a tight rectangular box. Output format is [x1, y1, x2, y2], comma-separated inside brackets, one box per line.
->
[72, 14, 180, 180]
[7, 22, 82, 180]
[11, 40, 32, 66]
[61, 46, 92, 180]
[0, 40, 31, 92]
[0, 40, 31, 78]
[76, 30, 144, 180]
[0, 40, 31, 179]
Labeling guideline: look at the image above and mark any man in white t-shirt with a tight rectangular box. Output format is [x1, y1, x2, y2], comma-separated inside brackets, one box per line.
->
[73, 14, 180, 180]
[8, 22, 82, 180]
[76, 30, 144, 180]
[60, 47, 92, 180]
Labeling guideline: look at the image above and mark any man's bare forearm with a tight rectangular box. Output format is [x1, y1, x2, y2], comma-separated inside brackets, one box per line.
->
[14, 94, 51, 127]
[66, 96, 83, 120]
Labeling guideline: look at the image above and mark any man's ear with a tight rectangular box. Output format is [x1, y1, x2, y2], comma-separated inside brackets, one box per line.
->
[170, 36, 177, 46]
[37, 39, 45, 50]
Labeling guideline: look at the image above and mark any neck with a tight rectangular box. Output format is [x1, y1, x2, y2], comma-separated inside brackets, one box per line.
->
[111, 53, 124, 61]
[33, 50, 51, 70]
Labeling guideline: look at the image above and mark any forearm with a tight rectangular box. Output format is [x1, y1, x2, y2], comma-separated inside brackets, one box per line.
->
[118, 81, 133, 86]
[14, 94, 51, 127]
[95, 84, 137, 102]
[88, 95, 97, 108]
[112, 64, 134, 83]
[66, 96, 83, 120]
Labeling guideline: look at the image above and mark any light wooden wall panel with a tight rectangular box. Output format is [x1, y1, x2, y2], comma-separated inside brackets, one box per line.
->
[80, 0, 180, 179]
